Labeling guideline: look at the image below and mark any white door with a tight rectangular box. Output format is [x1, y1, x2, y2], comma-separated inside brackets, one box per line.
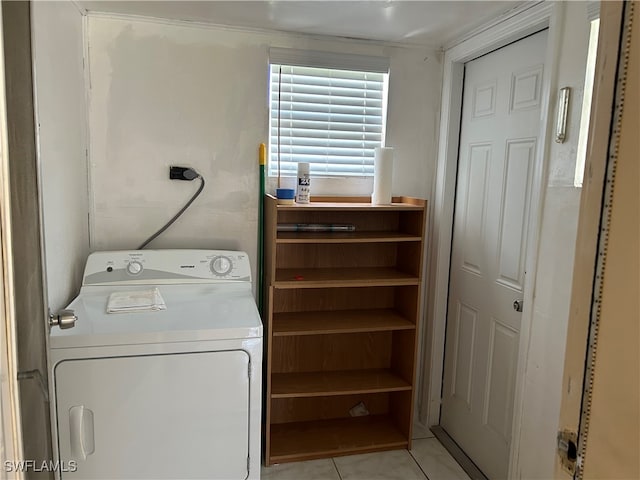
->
[55, 350, 250, 479]
[441, 30, 547, 479]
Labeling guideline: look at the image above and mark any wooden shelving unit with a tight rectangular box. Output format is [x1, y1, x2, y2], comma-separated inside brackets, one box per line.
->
[270, 415, 408, 463]
[274, 267, 419, 288]
[272, 309, 415, 337]
[263, 195, 427, 465]
[276, 231, 422, 244]
[271, 369, 412, 398]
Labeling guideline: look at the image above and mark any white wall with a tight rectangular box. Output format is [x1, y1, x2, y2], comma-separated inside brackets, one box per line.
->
[33, 1, 90, 313]
[86, 15, 442, 284]
[515, 3, 592, 478]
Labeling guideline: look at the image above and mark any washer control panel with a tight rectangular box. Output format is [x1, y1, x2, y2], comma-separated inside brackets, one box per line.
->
[83, 250, 252, 285]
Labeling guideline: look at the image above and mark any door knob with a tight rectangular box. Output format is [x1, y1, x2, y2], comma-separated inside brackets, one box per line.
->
[513, 299, 523, 312]
[49, 309, 77, 329]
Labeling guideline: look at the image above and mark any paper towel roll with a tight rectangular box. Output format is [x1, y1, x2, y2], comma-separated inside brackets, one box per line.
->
[372, 147, 394, 205]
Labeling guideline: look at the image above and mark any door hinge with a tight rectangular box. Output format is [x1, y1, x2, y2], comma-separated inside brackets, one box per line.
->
[557, 429, 578, 475]
[247, 362, 251, 379]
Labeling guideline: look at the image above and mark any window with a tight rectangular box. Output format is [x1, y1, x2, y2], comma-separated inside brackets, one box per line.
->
[575, 17, 600, 187]
[268, 49, 389, 177]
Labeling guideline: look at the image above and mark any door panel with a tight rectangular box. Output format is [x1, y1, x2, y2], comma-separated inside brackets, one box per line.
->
[484, 319, 518, 441]
[510, 65, 543, 112]
[497, 140, 535, 290]
[451, 302, 477, 406]
[55, 350, 250, 479]
[441, 30, 548, 479]
[462, 144, 491, 275]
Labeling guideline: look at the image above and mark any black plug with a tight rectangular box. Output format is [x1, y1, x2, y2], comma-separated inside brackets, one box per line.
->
[169, 166, 200, 180]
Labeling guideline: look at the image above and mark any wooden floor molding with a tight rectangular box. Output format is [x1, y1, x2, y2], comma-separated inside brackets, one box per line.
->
[430, 425, 489, 480]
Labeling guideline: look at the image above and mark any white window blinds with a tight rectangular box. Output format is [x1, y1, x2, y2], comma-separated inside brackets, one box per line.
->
[269, 50, 389, 177]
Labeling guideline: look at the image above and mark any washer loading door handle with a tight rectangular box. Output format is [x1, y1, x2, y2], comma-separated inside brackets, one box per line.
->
[69, 405, 95, 460]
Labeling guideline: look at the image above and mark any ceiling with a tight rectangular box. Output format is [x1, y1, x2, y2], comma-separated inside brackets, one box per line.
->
[77, 1, 527, 47]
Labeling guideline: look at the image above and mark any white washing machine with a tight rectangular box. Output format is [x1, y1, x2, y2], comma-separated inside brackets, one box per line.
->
[49, 250, 262, 480]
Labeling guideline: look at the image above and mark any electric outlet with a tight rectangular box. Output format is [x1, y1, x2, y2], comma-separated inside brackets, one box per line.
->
[169, 166, 198, 180]
[170, 166, 189, 180]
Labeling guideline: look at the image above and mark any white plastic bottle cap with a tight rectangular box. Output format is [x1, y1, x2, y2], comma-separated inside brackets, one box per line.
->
[297, 162, 310, 175]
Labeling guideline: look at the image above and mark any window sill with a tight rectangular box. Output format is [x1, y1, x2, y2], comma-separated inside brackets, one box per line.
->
[265, 175, 374, 197]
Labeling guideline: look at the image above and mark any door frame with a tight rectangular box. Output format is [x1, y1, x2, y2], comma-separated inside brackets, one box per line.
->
[421, 1, 561, 476]
[557, 1, 634, 476]
[0, 4, 25, 477]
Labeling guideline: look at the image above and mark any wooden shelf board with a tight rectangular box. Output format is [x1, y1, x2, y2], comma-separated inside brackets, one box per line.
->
[276, 231, 422, 244]
[275, 202, 423, 212]
[269, 415, 408, 463]
[271, 369, 412, 398]
[274, 267, 419, 289]
[273, 309, 415, 336]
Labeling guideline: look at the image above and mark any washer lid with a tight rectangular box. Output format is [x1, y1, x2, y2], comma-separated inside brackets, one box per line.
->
[50, 283, 262, 349]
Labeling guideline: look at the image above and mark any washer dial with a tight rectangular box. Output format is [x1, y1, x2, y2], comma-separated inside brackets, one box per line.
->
[210, 256, 233, 276]
[126, 261, 143, 275]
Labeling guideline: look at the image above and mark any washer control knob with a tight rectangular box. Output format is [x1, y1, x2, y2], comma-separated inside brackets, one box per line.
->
[126, 261, 143, 275]
[210, 256, 232, 276]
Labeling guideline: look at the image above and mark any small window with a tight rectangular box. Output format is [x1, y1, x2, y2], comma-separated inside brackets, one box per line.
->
[575, 17, 600, 187]
[268, 49, 389, 177]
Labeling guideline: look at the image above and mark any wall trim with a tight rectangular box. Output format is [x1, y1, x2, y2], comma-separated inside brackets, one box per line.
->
[443, 1, 546, 50]
[69, 1, 87, 16]
[83, 10, 440, 51]
[82, 14, 95, 252]
[420, 1, 559, 478]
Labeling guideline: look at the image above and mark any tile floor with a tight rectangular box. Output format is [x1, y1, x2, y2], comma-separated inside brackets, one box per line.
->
[262, 423, 471, 480]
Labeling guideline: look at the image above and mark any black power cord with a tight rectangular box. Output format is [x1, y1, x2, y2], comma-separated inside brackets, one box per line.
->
[138, 167, 205, 250]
